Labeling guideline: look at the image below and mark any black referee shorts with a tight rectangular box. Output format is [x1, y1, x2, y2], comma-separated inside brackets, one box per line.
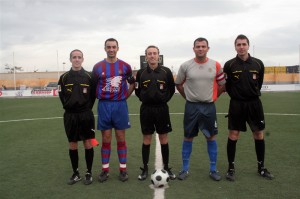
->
[140, 103, 172, 135]
[228, 98, 265, 132]
[64, 110, 95, 142]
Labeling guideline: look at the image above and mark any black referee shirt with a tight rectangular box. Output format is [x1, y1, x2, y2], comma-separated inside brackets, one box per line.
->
[223, 54, 264, 101]
[135, 64, 175, 105]
[58, 68, 96, 113]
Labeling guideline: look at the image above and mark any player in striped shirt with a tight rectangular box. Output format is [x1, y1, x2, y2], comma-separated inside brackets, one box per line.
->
[92, 38, 135, 182]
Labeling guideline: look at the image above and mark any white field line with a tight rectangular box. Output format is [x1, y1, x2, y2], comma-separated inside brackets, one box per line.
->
[153, 133, 164, 199]
[0, 112, 299, 123]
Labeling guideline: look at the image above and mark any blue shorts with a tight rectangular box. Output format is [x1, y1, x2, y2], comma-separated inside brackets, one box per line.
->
[183, 101, 218, 138]
[97, 100, 131, 130]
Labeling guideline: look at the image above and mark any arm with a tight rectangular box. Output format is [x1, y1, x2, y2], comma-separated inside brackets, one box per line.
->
[176, 83, 186, 99]
[258, 60, 264, 90]
[217, 84, 226, 97]
[134, 70, 141, 99]
[167, 68, 175, 101]
[89, 72, 97, 109]
[58, 76, 64, 106]
[126, 72, 135, 99]
[175, 64, 186, 99]
[127, 83, 135, 99]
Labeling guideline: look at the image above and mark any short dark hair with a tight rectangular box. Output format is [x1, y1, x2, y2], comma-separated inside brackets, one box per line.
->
[145, 45, 160, 55]
[193, 37, 209, 47]
[104, 38, 119, 47]
[235, 34, 249, 45]
[70, 49, 83, 59]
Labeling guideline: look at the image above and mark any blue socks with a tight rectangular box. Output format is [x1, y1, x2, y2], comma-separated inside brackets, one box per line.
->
[182, 140, 193, 171]
[207, 140, 218, 172]
[182, 139, 218, 172]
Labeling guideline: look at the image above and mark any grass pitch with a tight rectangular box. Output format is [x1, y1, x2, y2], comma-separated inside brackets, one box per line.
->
[0, 92, 300, 199]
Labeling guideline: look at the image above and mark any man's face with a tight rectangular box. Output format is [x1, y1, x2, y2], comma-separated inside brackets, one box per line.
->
[146, 47, 160, 66]
[235, 39, 249, 57]
[70, 51, 83, 69]
[105, 41, 119, 59]
[193, 41, 209, 59]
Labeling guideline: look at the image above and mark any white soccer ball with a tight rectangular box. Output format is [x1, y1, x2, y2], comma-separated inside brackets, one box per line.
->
[151, 169, 170, 188]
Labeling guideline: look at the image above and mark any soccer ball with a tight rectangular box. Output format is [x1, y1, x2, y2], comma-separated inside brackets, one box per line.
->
[151, 169, 170, 188]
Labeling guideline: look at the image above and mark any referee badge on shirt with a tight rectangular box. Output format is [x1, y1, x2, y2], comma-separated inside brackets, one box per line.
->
[83, 87, 87, 93]
[160, 84, 164, 90]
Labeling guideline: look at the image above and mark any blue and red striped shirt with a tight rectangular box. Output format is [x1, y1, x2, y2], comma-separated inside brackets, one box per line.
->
[92, 59, 133, 101]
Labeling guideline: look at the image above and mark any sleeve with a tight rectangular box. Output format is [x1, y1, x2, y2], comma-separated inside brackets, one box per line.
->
[58, 75, 64, 106]
[126, 66, 135, 84]
[175, 64, 186, 85]
[167, 68, 175, 101]
[216, 62, 226, 85]
[89, 72, 97, 109]
[258, 59, 264, 90]
[223, 61, 231, 93]
[134, 70, 141, 99]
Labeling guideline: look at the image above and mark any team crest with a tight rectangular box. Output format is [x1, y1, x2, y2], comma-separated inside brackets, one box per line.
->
[103, 76, 122, 93]
[253, 73, 257, 79]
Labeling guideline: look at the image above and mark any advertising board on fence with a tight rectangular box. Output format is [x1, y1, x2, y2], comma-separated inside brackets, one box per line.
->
[0, 89, 58, 97]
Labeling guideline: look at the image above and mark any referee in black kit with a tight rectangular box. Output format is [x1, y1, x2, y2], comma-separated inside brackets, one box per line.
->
[58, 49, 97, 185]
[135, 45, 176, 181]
[223, 35, 274, 181]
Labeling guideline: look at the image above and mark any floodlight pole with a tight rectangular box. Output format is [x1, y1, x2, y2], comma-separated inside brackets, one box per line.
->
[57, 50, 60, 79]
[13, 52, 16, 90]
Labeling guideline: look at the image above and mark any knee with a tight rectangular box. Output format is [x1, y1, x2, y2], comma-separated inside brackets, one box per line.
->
[253, 131, 264, 140]
[69, 142, 78, 150]
[143, 135, 152, 145]
[159, 134, 168, 144]
[228, 131, 240, 140]
[83, 140, 93, 149]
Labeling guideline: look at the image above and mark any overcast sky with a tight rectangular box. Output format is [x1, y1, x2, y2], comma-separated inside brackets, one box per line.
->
[1, 0, 300, 73]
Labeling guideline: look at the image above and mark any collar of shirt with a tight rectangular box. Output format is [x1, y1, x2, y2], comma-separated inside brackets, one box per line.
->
[146, 64, 161, 73]
[236, 53, 253, 64]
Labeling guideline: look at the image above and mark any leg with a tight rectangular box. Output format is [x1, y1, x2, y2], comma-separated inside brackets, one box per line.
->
[253, 130, 273, 179]
[206, 135, 218, 172]
[227, 130, 240, 170]
[68, 142, 81, 185]
[115, 129, 127, 171]
[83, 140, 94, 185]
[178, 137, 193, 180]
[138, 134, 152, 180]
[253, 130, 265, 169]
[142, 134, 152, 168]
[206, 135, 221, 181]
[159, 133, 176, 179]
[98, 129, 112, 183]
[69, 142, 79, 174]
[101, 129, 112, 171]
[115, 129, 128, 182]
[158, 133, 169, 169]
[226, 130, 240, 181]
[83, 140, 93, 173]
